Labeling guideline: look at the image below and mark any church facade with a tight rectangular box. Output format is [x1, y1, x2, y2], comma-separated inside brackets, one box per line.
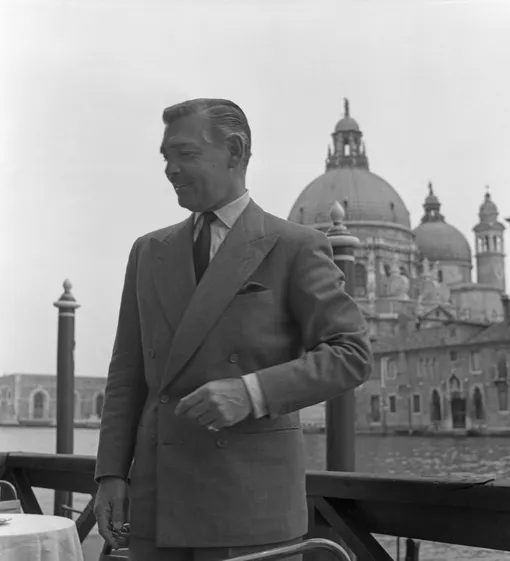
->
[293, 100, 510, 434]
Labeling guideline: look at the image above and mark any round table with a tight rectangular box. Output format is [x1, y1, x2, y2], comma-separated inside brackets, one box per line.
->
[0, 513, 84, 561]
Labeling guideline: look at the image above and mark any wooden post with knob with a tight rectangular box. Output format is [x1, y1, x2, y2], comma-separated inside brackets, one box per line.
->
[53, 279, 80, 518]
[325, 202, 360, 472]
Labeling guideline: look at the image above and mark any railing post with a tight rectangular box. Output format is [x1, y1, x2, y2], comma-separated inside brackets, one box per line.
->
[53, 279, 80, 517]
[325, 202, 360, 473]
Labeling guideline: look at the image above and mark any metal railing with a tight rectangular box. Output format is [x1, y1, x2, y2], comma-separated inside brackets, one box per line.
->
[221, 539, 351, 561]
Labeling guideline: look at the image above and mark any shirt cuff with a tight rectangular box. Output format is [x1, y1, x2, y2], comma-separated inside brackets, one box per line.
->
[241, 373, 268, 419]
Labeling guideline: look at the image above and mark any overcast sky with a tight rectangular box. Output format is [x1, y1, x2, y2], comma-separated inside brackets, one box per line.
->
[1, 0, 509, 378]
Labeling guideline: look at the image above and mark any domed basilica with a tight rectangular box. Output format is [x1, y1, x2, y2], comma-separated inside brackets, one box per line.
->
[288, 99, 506, 341]
[290, 100, 509, 433]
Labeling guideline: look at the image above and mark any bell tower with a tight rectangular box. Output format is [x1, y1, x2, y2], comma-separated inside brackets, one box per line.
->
[473, 187, 506, 292]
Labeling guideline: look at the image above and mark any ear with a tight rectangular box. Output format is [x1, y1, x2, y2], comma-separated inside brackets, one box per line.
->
[225, 134, 244, 169]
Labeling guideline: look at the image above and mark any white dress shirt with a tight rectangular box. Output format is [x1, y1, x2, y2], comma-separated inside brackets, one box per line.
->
[193, 190, 268, 418]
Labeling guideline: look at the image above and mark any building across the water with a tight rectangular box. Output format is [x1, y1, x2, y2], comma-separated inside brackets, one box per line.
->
[0, 373, 105, 427]
[294, 100, 510, 434]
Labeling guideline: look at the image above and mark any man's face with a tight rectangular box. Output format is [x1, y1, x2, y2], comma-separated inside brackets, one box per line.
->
[161, 113, 234, 212]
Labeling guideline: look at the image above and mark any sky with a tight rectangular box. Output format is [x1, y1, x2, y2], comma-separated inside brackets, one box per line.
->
[1, 0, 509, 378]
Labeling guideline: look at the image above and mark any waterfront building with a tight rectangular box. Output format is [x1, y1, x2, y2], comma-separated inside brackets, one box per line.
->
[0, 373, 105, 426]
[294, 100, 510, 434]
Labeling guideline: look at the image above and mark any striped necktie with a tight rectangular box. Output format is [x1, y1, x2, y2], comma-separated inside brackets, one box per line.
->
[193, 211, 217, 284]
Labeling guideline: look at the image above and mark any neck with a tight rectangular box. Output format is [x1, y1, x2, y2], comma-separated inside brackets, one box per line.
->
[212, 181, 247, 210]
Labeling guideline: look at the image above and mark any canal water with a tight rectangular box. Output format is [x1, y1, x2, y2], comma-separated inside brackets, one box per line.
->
[2, 426, 510, 560]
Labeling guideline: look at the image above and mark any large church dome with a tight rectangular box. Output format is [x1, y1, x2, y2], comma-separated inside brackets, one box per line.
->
[288, 168, 411, 229]
[413, 183, 472, 263]
[288, 99, 411, 230]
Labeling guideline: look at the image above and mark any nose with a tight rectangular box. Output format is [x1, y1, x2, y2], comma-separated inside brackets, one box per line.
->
[165, 160, 181, 178]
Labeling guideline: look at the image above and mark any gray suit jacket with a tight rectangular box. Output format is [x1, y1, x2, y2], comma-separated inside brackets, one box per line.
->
[95, 200, 372, 547]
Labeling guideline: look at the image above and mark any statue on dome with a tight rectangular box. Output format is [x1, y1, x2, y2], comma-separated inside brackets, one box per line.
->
[344, 97, 350, 117]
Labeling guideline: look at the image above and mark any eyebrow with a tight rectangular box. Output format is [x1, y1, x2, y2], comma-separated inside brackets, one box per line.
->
[160, 141, 200, 158]
[160, 139, 201, 152]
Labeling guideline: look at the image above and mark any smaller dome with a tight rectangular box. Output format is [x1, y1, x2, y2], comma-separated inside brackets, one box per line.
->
[424, 181, 440, 207]
[479, 190, 498, 221]
[335, 116, 360, 133]
[425, 192, 440, 206]
[414, 221, 472, 263]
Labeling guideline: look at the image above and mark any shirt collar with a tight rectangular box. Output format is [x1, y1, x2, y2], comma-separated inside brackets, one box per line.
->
[193, 190, 251, 229]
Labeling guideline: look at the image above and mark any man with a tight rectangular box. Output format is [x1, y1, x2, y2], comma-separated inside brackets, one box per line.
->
[94, 98, 372, 561]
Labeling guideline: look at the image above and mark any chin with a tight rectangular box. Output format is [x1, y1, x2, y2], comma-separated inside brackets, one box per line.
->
[176, 194, 200, 212]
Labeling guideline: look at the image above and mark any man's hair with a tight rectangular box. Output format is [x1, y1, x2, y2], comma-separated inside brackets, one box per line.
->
[161, 98, 252, 170]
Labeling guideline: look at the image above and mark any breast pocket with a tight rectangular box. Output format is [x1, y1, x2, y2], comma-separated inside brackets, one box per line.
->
[236, 289, 274, 305]
[217, 288, 278, 344]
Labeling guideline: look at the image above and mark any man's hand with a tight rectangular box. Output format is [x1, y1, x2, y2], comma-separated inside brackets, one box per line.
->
[94, 476, 129, 550]
[174, 378, 252, 430]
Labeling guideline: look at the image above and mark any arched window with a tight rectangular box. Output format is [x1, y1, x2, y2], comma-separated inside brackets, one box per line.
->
[370, 395, 381, 423]
[498, 384, 509, 411]
[354, 263, 367, 297]
[32, 391, 46, 419]
[497, 354, 508, 381]
[431, 389, 442, 422]
[95, 393, 104, 418]
[449, 375, 461, 393]
[472, 387, 485, 421]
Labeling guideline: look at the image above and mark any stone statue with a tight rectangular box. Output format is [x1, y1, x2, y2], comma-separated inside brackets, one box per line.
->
[422, 258, 431, 278]
[366, 250, 377, 299]
[388, 253, 410, 299]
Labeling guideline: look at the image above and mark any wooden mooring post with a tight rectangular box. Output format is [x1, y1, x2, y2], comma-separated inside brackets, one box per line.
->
[308, 202, 360, 561]
[53, 279, 80, 518]
[325, 201, 360, 472]
[405, 538, 420, 561]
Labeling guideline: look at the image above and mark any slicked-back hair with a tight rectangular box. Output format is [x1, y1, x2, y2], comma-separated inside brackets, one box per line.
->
[161, 98, 252, 171]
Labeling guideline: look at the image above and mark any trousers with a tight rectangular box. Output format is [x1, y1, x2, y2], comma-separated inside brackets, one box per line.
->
[128, 536, 303, 561]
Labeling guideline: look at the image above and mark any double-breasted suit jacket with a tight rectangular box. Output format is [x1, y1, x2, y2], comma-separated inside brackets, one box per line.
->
[95, 199, 372, 548]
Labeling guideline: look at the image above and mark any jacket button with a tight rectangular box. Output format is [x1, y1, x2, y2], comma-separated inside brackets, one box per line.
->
[216, 439, 228, 448]
[228, 353, 239, 364]
[160, 395, 169, 404]
[148, 348, 156, 359]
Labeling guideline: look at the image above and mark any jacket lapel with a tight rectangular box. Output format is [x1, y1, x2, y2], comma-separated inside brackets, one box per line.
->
[160, 201, 279, 391]
[149, 215, 196, 333]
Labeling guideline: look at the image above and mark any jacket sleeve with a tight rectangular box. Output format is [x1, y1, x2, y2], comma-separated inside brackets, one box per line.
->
[95, 239, 148, 481]
[255, 231, 373, 418]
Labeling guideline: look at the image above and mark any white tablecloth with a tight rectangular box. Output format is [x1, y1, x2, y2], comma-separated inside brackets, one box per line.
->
[0, 513, 84, 561]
